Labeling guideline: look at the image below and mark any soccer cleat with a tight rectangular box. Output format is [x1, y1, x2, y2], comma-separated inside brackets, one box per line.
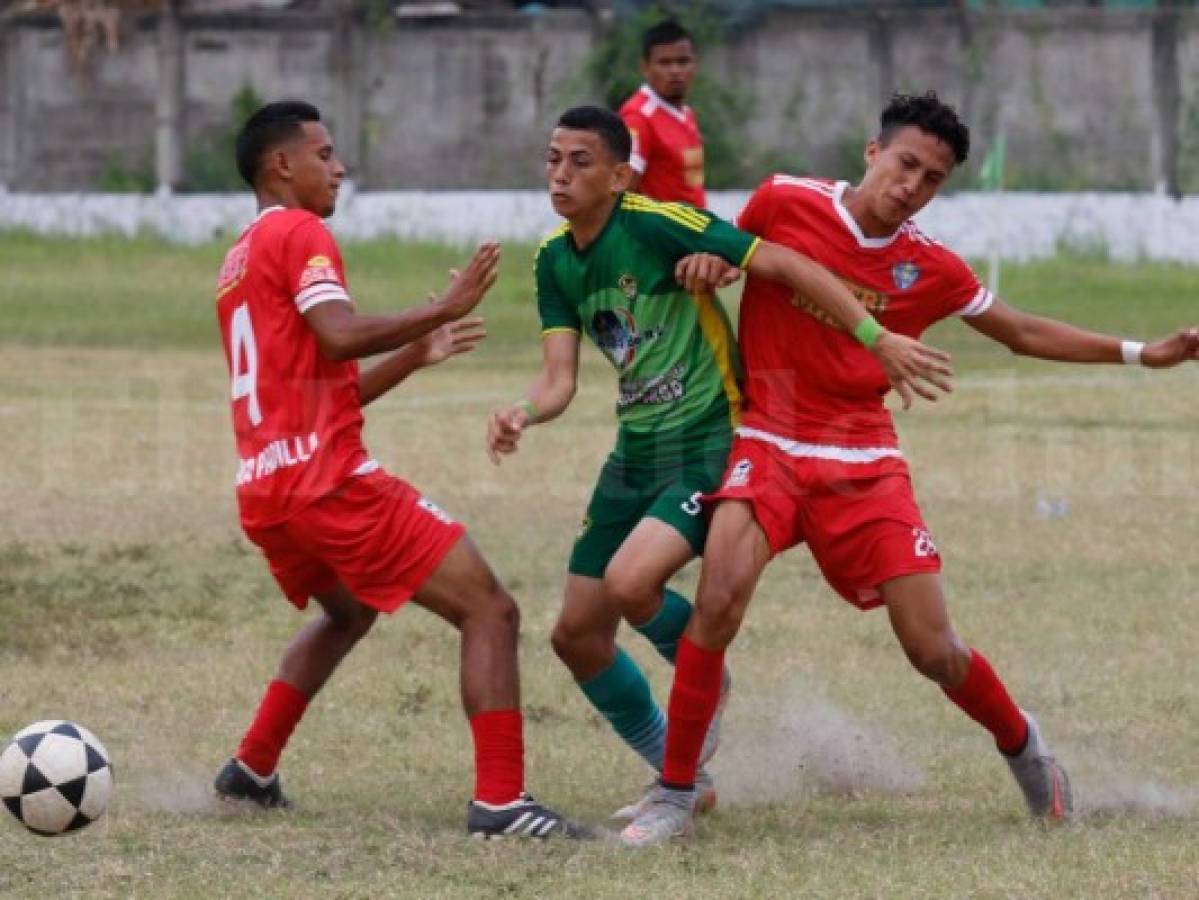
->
[618, 783, 696, 847]
[213, 758, 291, 809]
[612, 768, 716, 821]
[467, 793, 591, 840]
[699, 666, 733, 767]
[1004, 711, 1073, 822]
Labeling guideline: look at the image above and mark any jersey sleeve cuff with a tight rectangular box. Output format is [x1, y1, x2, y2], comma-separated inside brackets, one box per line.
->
[541, 326, 580, 337]
[296, 282, 351, 313]
[738, 237, 762, 270]
[957, 286, 995, 317]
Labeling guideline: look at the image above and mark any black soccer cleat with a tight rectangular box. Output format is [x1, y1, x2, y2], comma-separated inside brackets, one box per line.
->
[466, 793, 591, 840]
[213, 758, 291, 809]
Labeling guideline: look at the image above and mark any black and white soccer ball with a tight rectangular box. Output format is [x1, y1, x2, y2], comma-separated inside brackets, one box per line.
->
[0, 720, 113, 836]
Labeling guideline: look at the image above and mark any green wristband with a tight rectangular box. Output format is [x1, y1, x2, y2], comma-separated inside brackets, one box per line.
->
[515, 399, 539, 423]
[853, 316, 884, 348]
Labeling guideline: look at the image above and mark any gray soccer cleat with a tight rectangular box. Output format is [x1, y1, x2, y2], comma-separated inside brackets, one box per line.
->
[611, 768, 716, 821]
[618, 783, 696, 847]
[1004, 711, 1073, 822]
[699, 666, 733, 767]
[467, 793, 592, 840]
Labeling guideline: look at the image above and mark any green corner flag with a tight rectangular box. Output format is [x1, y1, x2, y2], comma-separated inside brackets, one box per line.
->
[979, 133, 1006, 191]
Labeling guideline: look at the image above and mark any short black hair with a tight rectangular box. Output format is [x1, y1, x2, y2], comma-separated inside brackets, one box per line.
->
[556, 106, 631, 163]
[234, 100, 322, 187]
[642, 18, 693, 60]
[879, 91, 970, 165]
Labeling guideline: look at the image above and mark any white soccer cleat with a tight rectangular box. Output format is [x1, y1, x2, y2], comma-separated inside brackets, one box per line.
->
[1004, 711, 1073, 822]
[618, 784, 696, 847]
[611, 768, 716, 821]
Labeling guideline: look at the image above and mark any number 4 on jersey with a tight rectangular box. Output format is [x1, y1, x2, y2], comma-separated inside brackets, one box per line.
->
[229, 302, 263, 426]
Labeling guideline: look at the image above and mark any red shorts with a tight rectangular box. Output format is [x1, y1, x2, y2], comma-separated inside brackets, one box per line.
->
[710, 435, 941, 610]
[243, 469, 465, 614]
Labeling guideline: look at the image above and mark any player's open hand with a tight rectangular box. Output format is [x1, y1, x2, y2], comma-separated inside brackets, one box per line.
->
[675, 253, 741, 294]
[486, 405, 530, 465]
[438, 242, 501, 319]
[1141, 327, 1199, 368]
[416, 315, 486, 368]
[873, 330, 954, 410]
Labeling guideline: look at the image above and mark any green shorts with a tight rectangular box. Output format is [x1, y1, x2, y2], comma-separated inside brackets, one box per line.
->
[567, 445, 731, 578]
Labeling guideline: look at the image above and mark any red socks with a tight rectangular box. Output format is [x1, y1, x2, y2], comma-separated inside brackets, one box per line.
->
[469, 709, 524, 805]
[942, 649, 1029, 754]
[236, 679, 310, 777]
[662, 636, 725, 788]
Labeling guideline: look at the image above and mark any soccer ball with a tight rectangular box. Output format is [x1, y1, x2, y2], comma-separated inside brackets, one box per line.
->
[0, 720, 113, 836]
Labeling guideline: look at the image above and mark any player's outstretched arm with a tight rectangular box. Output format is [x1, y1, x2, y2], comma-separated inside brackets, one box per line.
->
[486, 331, 580, 465]
[965, 297, 1199, 367]
[742, 242, 955, 409]
[358, 315, 487, 407]
[304, 242, 500, 362]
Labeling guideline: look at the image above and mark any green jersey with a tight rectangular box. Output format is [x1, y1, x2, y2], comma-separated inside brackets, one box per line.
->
[536, 193, 760, 458]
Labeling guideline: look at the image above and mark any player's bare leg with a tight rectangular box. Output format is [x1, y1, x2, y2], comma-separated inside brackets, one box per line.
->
[601, 519, 724, 813]
[414, 534, 588, 838]
[881, 573, 1072, 821]
[621, 501, 771, 846]
[551, 575, 620, 683]
[215, 584, 380, 808]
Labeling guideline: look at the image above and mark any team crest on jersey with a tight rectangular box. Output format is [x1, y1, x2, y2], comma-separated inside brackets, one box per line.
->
[591, 308, 663, 369]
[892, 261, 920, 291]
[618, 273, 638, 301]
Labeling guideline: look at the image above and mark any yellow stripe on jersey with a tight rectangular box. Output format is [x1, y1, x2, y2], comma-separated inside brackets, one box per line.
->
[622, 195, 709, 231]
[537, 222, 570, 251]
[621, 194, 709, 233]
[541, 326, 580, 337]
[739, 236, 762, 270]
[690, 290, 742, 429]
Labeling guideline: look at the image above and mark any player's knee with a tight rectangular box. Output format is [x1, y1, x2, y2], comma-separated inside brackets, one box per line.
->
[904, 634, 967, 685]
[549, 619, 583, 663]
[692, 585, 745, 649]
[601, 569, 656, 621]
[482, 585, 520, 636]
[324, 604, 377, 642]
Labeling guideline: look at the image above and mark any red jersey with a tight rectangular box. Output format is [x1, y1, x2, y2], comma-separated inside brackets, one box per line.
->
[215, 206, 372, 530]
[735, 176, 993, 451]
[619, 85, 706, 207]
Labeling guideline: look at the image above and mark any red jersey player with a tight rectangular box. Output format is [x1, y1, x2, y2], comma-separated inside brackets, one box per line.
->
[212, 100, 585, 839]
[621, 92, 1199, 846]
[619, 18, 705, 207]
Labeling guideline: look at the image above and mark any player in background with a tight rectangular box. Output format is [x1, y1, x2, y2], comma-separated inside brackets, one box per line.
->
[212, 100, 585, 839]
[620, 91, 1199, 845]
[619, 19, 706, 206]
[485, 105, 952, 820]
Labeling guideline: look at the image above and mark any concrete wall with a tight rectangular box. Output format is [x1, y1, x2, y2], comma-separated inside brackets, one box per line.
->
[0, 9, 1195, 192]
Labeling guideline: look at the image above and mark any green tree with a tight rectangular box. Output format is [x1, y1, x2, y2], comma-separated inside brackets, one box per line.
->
[183, 85, 263, 192]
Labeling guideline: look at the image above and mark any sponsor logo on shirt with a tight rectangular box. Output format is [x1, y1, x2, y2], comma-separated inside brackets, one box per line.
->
[299, 257, 341, 290]
[216, 238, 250, 300]
[618, 273, 638, 300]
[618, 363, 687, 408]
[792, 277, 889, 330]
[892, 261, 920, 291]
[591, 307, 664, 368]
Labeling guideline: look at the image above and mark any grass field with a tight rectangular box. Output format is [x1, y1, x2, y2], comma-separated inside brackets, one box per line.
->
[0, 236, 1197, 898]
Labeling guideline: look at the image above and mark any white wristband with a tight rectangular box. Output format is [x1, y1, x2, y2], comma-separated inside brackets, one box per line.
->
[1120, 340, 1145, 366]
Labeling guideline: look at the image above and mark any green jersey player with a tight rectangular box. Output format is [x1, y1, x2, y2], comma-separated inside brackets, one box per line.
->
[485, 105, 951, 818]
